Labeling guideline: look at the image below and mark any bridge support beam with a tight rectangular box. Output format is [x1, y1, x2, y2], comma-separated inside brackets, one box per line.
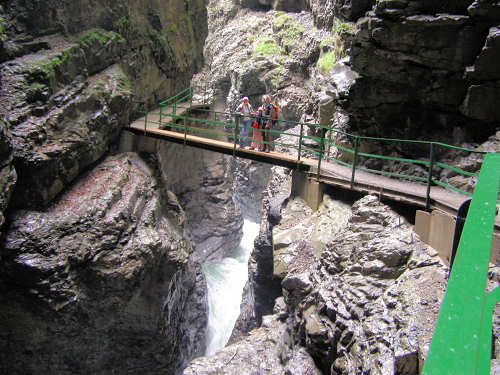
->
[414, 210, 500, 266]
[119, 131, 157, 153]
[291, 170, 324, 211]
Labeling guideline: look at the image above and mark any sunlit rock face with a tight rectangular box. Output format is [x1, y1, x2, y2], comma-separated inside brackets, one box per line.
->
[278, 195, 446, 374]
[0, 153, 207, 375]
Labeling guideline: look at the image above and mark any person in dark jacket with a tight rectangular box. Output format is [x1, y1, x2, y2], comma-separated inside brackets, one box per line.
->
[259, 95, 278, 153]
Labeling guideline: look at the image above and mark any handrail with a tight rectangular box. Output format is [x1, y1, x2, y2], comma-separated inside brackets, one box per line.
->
[422, 152, 500, 374]
[133, 88, 495, 207]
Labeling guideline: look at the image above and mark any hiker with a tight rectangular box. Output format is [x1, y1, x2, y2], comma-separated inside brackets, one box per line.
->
[259, 95, 278, 153]
[250, 109, 263, 151]
[237, 97, 253, 148]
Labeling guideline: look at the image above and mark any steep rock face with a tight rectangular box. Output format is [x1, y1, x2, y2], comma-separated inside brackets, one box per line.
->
[0, 119, 16, 234]
[0, 0, 208, 212]
[281, 195, 447, 374]
[157, 141, 243, 262]
[1, 0, 207, 101]
[0, 153, 207, 375]
[1, 42, 131, 207]
[232, 158, 273, 222]
[196, 2, 325, 124]
[335, 0, 500, 149]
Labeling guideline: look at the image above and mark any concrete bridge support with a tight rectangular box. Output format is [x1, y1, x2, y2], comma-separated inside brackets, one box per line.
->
[291, 170, 324, 211]
[415, 210, 500, 266]
[119, 131, 157, 153]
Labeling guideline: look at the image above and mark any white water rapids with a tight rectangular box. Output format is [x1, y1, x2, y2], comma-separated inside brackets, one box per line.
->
[202, 219, 260, 356]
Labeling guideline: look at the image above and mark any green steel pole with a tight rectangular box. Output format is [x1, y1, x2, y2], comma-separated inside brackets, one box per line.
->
[327, 127, 333, 158]
[426, 142, 435, 210]
[298, 123, 304, 162]
[183, 115, 187, 145]
[350, 136, 359, 189]
[422, 153, 500, 375]
[316, 128, 325, 181]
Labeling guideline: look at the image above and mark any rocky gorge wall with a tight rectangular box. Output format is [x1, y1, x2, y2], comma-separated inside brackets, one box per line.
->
[183, 164, 500, 374]
[180, 1, 500, 373]
[0, 153, 207, 374]
[194, 0, 499, 191]
[0, 0, 214, 373]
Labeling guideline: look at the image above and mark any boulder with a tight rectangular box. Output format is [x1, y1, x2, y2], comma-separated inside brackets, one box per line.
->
[0, 152, 207, 374]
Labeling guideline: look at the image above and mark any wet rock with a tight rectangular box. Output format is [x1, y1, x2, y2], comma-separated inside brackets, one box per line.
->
[5, 63, 131, 208]
[0, 119, 16, 234]
[273, 194, 449, 374]
[0, 152, 207, 375]
[232, 158, 272, 223]
[182, 314, 322, 375]
[194, 4, 325, 125]
[465, 26, 500, 81]
[157, 141, 243, 262]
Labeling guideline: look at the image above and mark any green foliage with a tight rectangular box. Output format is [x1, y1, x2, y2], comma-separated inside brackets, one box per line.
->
[150, 29, 167, 43]
[169, 23, 177, 33]
[319, 36, 333, 50]
[254, 36, 280, 56]
[79, 28, 125, 48]
[0, 17, 7, 41]
[316, 18, 355, 72]
[317, 51, 336, 73]
[272, 13, 291, 30]
[331, 18, 356, 35]
[271, 13, 304, 55]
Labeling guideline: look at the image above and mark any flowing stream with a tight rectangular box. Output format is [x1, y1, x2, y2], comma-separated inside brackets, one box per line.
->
[202, 219, 260, 356]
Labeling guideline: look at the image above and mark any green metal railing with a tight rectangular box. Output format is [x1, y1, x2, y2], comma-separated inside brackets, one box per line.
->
[133, 87, 493, 208]
[422, 152, 500, 375]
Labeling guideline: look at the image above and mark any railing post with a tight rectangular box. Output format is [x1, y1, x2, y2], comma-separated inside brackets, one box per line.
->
[233, 115, 239, 156]
[144, 102, 148, 135]
[350, 136, 359, 189]
[189, 86, 193, 106]
[327, 127, 333, 158]
[159, 105, 163, 129]
[316, 127, 325, 181]
[298, 123, 304, 162]
[183, 115, 187, 145]
[426, 142, 435, 210]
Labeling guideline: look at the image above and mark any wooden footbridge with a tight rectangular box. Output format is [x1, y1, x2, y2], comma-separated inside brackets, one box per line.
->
[124, 86, 500, 375]
[126, 87, 497, 219]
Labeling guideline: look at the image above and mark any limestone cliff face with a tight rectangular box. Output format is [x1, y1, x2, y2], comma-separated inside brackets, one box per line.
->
[0, 0, 207, 218]
[0, 153, 207, 374]
[0, 2, 210, 373]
